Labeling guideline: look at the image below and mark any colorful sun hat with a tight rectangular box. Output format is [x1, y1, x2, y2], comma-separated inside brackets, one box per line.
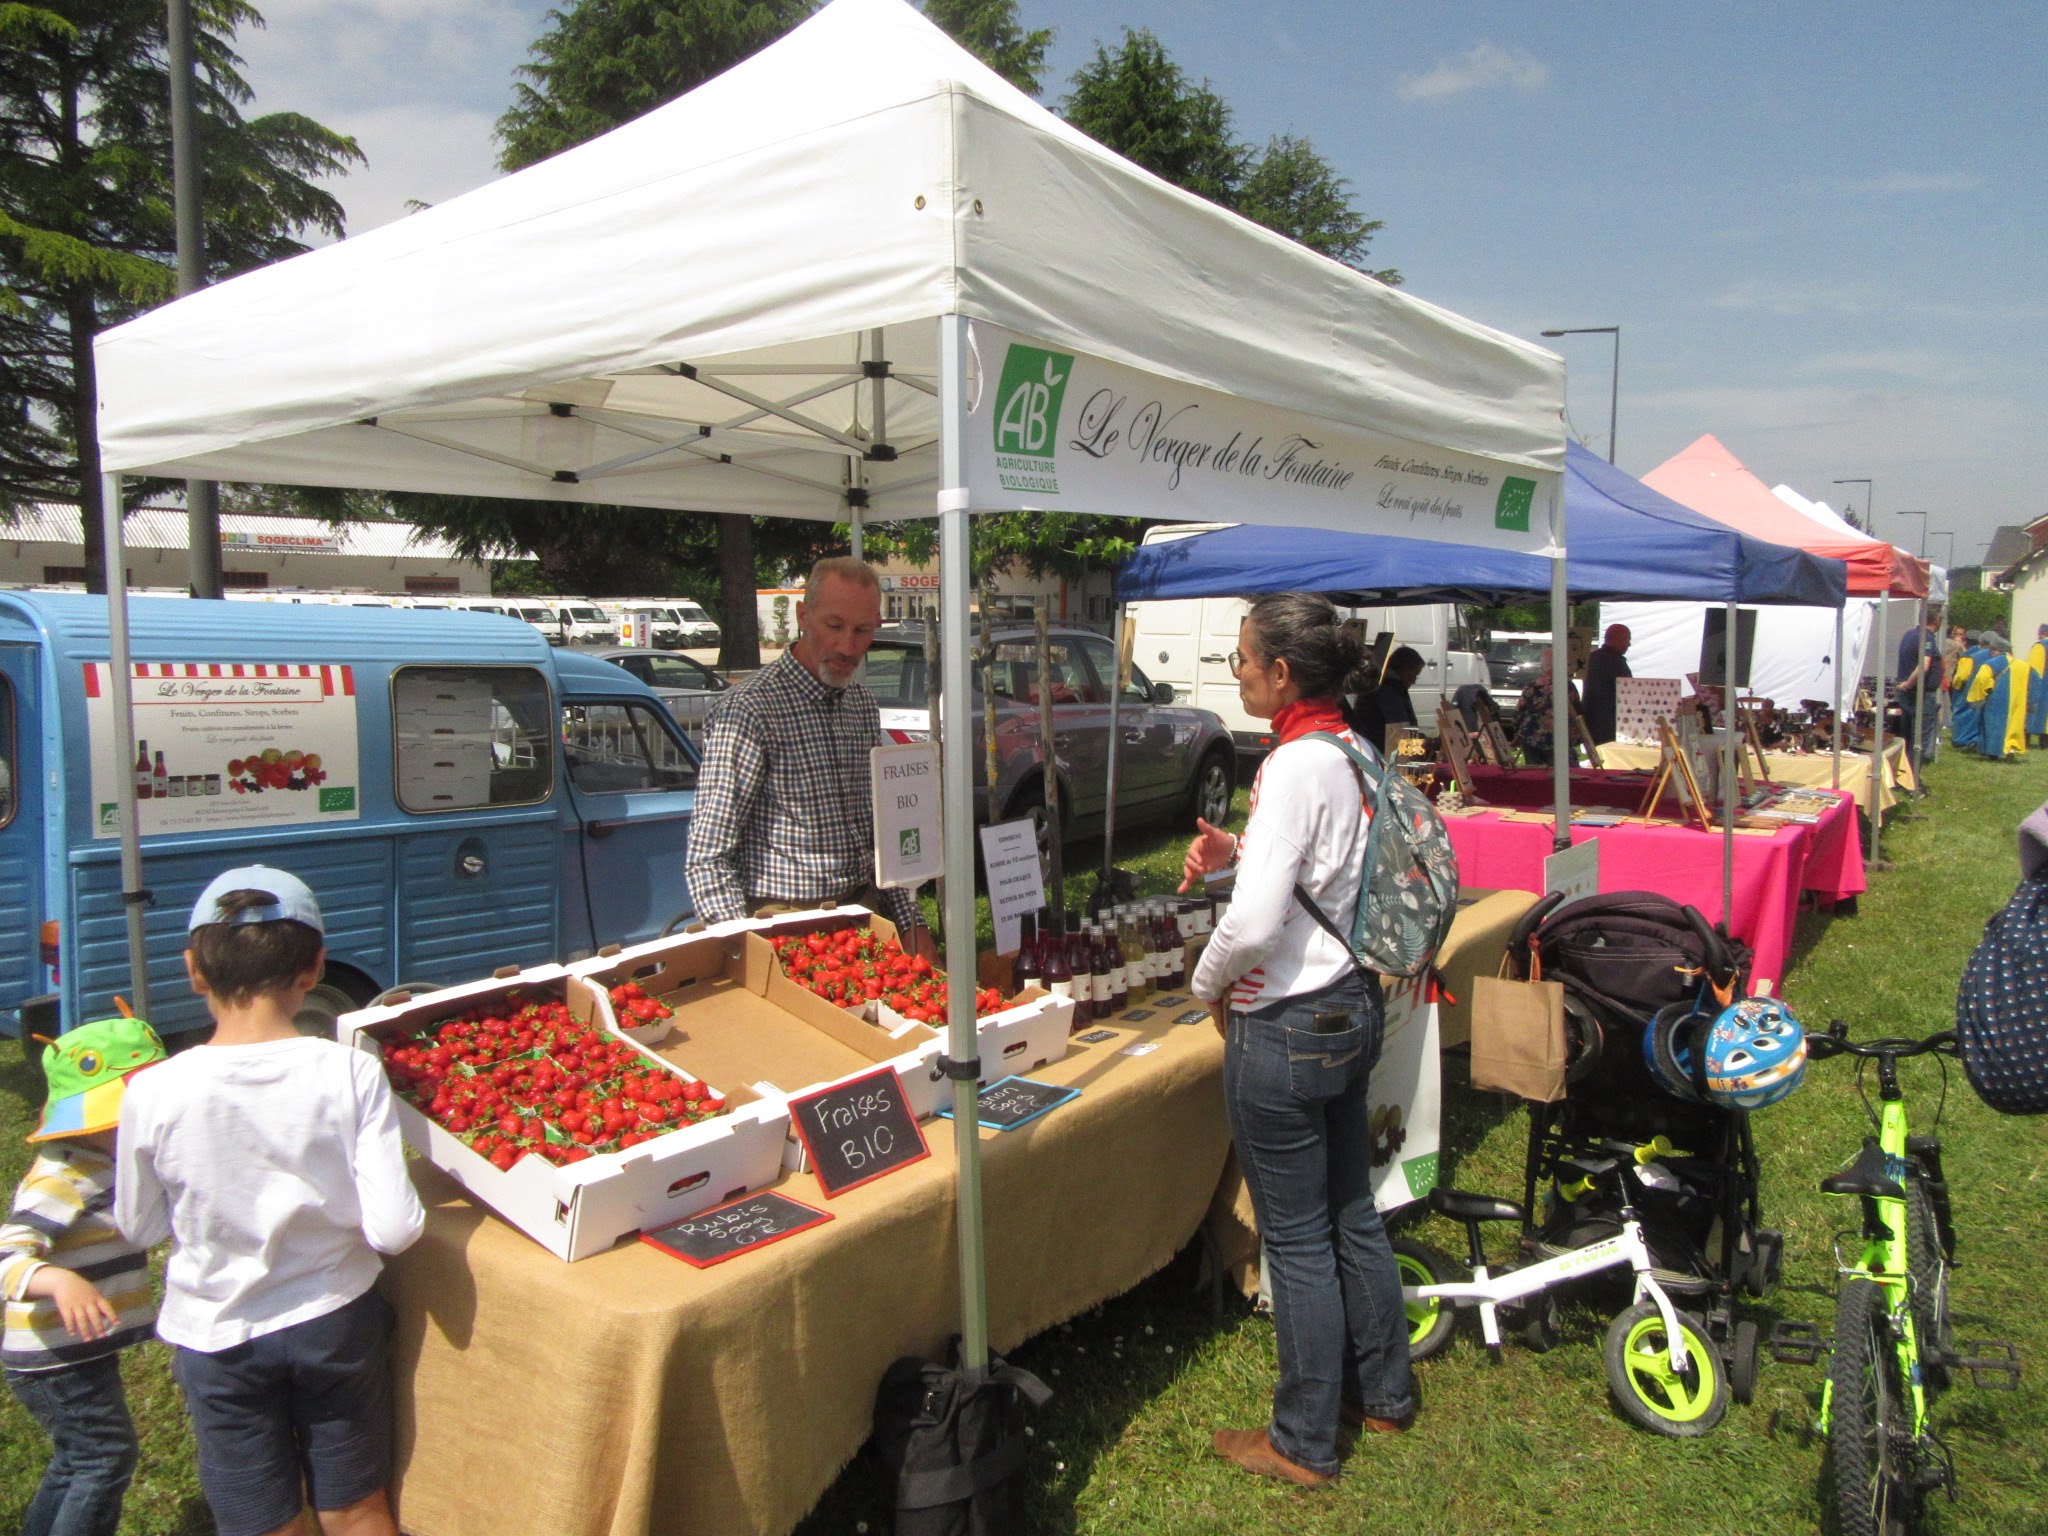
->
[189, 864, 324, 935]
[29, 1016, 167, 1143]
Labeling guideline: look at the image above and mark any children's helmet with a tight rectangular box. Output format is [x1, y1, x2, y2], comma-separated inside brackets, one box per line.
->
[1643, 1001, 1712, 1104]
[1702, 997, 1807, 1110]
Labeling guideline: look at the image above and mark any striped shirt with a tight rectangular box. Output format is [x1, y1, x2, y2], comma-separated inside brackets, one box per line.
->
[684, 653, 918, 931]
[2, 1143, 156, 1371]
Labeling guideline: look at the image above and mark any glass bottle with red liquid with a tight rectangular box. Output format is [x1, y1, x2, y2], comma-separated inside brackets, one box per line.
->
[1012, 909, 1042, 994]
[1158, 901, 1186, 990]
[1039, 907, 1074, 1004]
[1064, 911, 1095, 1025]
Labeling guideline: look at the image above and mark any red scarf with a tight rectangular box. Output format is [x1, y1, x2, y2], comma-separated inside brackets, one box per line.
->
[1271, 697, 1349, 745]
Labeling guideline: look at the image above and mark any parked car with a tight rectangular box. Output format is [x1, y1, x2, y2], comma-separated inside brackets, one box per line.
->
[617, 600, 722, 650]
[1485, 631, 1552, 717]
[589, 647, 729, 738]
[860, 624, 1236, 844]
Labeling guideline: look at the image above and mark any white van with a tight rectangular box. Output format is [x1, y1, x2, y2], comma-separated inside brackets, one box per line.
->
[617, 599, 721, 649]
[530, 597, 616, 646]
[1126, 525, 1489, 759]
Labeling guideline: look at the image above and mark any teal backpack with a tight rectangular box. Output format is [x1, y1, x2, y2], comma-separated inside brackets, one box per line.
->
[1291, 732, 1461, 980]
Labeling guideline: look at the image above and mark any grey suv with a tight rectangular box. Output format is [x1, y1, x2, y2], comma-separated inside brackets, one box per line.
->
[862, 624, 1236, 841]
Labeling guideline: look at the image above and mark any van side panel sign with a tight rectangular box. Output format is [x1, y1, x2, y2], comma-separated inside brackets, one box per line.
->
[84, 661, 363, 837]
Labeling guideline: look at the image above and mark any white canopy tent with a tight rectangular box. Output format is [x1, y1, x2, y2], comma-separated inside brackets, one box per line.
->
[95, 0, 1565, 1368]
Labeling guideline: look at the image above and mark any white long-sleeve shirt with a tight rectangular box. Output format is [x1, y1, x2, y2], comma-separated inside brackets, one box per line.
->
[116, 1036, 424, 1352]
[1191, 730, 1372, 1010]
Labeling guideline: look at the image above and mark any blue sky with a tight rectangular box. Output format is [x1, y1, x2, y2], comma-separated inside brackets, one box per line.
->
[239, 0, 2046, 566]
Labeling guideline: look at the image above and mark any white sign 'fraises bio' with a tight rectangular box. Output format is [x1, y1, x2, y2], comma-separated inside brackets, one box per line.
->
[85, 661, 362, 838]
[978, 819, 1046, 955]
[870, 741, 943, 887]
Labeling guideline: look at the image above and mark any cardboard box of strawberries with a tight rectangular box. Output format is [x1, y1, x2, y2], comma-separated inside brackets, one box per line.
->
[344, 967, 792, 1261]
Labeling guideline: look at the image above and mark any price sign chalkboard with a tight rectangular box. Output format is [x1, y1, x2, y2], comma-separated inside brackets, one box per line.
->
[938, 1075, 1081, 1131]
[640, 1190, 831, 1268]
[788, 1065, 930, 1198]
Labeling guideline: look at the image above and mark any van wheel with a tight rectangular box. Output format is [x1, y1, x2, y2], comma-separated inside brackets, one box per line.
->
[294, 977, 375, 1041]
[1185, 747, 1235, 831]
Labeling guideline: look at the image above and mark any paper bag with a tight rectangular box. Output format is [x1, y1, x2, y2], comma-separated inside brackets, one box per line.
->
[1469, 973, 1567, 1102]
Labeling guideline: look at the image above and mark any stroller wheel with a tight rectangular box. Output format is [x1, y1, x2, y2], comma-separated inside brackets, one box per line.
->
[1728, 1319, 1761, 1405]
[1563, 998, 1607, 1086]
[1743, 1229, 1783, 1298]
[1522, 1292, 1564, 1353]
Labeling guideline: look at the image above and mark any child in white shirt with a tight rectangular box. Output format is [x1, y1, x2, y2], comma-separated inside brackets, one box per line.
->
[116, 865, 423, 1536]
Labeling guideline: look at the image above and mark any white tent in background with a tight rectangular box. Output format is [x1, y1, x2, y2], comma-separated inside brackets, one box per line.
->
[91, 0, 1566, 1399]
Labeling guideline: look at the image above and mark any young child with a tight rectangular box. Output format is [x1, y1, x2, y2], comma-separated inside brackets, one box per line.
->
[3, 1015, 166, 1536]
[116, 866, 424, 1536]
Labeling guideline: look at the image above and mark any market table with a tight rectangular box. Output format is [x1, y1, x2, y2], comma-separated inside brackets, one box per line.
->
[1439, 796, 1864, 991]
[1597, 739, 1917, 819]
[1464, 764, 1656, 814]
[383, 1002, 1230, 1536]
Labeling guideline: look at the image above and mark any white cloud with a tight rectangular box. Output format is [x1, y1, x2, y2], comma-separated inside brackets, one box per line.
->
[1712, 279, 1883, 317]
[311, 104, 504, 237]
[1396, 42, 1549, 103]
[1840, 171, 1985, 195]
[1793, 350, 1975, 387]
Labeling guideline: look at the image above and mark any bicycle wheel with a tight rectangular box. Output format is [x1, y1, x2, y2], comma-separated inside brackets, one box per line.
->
[1392, 1236, 1458, 1362]
[1828, 1277, 1918, 1536]
[1904, 1175, 1952, 1392]
[1602, 1300, 1728, 1437]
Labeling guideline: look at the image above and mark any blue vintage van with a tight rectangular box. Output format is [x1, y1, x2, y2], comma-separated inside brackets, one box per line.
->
[0, 592, 701, 1044]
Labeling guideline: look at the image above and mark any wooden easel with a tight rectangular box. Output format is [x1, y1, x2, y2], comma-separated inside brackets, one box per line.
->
[1567, 698, 1604, 769]
[1636, 718, 1714, 832]
[1436, 704, 1479, 800]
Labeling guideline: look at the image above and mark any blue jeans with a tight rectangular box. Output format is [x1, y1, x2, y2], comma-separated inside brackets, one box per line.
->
[1225, 972, 1415, 1474]
[7, 1354, 138, 1536]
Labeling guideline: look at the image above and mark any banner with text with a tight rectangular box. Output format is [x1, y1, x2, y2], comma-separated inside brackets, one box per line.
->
[966, 325, 1560, 550]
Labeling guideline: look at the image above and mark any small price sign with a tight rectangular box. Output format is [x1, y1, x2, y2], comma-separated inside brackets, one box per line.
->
[788, 1065, 930, 1198]
[938, 1075, 1080, 1131]
[640, 1190, 832, 1268]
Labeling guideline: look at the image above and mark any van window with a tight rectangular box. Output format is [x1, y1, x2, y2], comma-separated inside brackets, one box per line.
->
[561, 702, 696, 795]
[568, 606, 606, 624]
[0, 676, 14, 828]
[392, 666, 554, 812]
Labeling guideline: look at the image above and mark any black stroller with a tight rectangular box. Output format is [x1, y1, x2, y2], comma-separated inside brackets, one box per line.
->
[1500, 890, 1782, 1402]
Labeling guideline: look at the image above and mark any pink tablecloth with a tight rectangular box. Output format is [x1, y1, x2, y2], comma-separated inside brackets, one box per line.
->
[1465, 765, 1656, 813]
[1441, 795, 1864, 991]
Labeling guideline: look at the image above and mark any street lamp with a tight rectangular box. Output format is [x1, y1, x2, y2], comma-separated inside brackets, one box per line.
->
[1931, 531, 1955, 566]
[1895, 509, 1929, 557]
[1833, 477, 1874, 534]
[1540, 325, 1620, 463]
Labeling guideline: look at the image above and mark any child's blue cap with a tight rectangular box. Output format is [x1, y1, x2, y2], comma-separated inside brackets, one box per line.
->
[188, 866, 325, 936]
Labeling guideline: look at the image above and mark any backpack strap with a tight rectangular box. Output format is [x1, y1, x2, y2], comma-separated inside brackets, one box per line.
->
[1291, 731, 1384, 986]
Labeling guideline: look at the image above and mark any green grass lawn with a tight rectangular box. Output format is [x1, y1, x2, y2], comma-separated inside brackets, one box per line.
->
[7, 748, 2048, 1535]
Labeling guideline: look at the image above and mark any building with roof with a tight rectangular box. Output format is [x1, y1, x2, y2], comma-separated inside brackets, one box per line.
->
[0, 503, 502, 595]
[1994, 518, 2048, 645]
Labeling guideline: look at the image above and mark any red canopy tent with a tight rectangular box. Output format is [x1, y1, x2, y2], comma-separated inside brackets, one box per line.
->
[1642, 434, 1927, 598]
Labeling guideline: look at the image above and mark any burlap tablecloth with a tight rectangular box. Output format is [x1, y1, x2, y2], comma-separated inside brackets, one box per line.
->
[384, 1001, 1229, 1536]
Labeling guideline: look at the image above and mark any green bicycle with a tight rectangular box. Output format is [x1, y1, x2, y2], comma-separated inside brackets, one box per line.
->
[1771, 1023, 2020, 1536]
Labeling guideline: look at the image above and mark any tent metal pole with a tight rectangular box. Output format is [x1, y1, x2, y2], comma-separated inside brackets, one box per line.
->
[1548, 548, 1569, 850]
[1870, 600, 1890, 866]
[1832, 606, 1845, 791]
[937, 314, 988, 1374]
[1102, 601, 1125, 873]
[848, 504, 864, 562]
[1721, 598, 1737, 930]
[1912, 597, 1928, 785]
[101, 472, 151, 1017]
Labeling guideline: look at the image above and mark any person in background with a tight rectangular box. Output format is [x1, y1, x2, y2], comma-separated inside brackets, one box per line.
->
[1941, 624, 1966, 743]
[1513, 649, 1577, 767]
[684, 556, 932, 951]
[1965, 635, 2022, 761]
[1581, 623, 1632, 745]
[1180, 592, 1414, 1488]
[1894, 608, 1943, 773]
[2027, 624, 2048, 749]
[117, 866, 424, 1536]
[1343, 645, 1423, 756]
[4, 1017, 166, 1536]
[1951, 631, 1989, 753]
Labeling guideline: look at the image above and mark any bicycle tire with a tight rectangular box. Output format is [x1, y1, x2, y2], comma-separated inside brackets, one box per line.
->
[1392, 1237, 1458, 1362]
[1828, 1277, 1917, 1536]
[1601, 1300, 1728, 1437]
[1903, 1175, 1951, 1393]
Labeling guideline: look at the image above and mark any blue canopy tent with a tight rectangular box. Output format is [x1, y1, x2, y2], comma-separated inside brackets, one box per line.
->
[1115, 441, 1848, 607]
[1111, 440, 1850, 911]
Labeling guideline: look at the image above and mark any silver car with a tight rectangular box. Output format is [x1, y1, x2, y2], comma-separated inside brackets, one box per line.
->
[861, 624, 1236, 842]
[588, 648, 729, 740]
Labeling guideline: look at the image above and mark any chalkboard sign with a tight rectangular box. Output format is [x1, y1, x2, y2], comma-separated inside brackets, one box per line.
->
[938, 1075, 1080, 1131]
[640, 1190, 832, 1268]
[788, 1065, 930, 1198]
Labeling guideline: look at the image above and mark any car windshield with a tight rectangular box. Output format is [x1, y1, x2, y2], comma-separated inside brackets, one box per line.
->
[1492, 640, 1547, 666]
[569, 606, 606, 623]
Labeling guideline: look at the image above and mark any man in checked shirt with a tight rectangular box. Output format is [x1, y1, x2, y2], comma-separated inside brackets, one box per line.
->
[685, 556, 936, 954]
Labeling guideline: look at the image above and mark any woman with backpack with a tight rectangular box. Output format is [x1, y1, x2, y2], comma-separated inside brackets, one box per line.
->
[1180, 591, 1416, 1487]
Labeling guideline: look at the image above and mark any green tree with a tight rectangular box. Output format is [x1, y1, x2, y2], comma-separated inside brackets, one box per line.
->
[1061, 27, 1396, 281]
[0, 1, 360, 589]
[494, 0, 818, 666]
[920, 0, 1049, 95]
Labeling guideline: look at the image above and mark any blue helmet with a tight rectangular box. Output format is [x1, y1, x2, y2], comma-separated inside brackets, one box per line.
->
[1644, 1001, 1712, 1104]
[1702, 997, 1807, 1110]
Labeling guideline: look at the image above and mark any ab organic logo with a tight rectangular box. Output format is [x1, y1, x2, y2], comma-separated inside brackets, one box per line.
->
[1495, 476, 1536, 533]
[993, 344, 1073, 494]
